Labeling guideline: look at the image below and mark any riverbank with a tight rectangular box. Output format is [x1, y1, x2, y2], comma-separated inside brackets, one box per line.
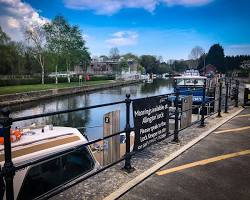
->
[0, 80, 142, 107]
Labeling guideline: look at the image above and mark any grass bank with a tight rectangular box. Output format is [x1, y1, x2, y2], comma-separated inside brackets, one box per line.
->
[0, 80, 113, 95]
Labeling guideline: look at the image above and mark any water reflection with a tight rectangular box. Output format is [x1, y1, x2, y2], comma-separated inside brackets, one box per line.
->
[11, 78, 173, 140]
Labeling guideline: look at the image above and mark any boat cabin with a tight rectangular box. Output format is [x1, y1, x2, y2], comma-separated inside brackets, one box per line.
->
[0, 126, 100, 200]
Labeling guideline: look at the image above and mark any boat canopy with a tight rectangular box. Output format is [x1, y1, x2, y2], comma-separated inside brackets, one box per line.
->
[174, 76, 207, 86]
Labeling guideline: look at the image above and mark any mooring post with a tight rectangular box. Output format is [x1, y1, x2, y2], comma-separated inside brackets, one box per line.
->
[123, 94, 133, 172]
[224, 80, 229, 113]
[173, 81, 180, 143]
[217, 79, 222, 117]
[0, 108, 14, 200]
[235, 80, 239, 107]
[200, 79, 206, 127]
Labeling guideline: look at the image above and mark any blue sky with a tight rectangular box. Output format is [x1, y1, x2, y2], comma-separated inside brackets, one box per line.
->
[0, 0, 250, 60]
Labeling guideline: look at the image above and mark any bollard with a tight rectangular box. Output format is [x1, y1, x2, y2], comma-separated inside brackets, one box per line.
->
[235, 80, 239, 107]
[173, 82, 180, 143]
[123, 94, 134, 172]
[200, 79, 206, 127]
[224, 80, 229, 113]
[0, 108, 14, 200]
[217, 80, 222, 117]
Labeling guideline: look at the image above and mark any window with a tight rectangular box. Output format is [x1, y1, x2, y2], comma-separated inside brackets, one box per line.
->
[17, 146, 95, 200]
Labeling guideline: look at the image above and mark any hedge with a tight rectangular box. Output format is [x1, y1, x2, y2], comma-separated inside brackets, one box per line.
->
[0, 75, 115, 87]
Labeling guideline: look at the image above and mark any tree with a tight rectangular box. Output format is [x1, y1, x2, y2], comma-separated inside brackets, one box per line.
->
[118, 59, 129, 72]
[44, 16, 68, 83]
[0, 26, 10, 45]
[240, 60, 250, 81]
[206, 44, 225, 72]
[188, 46, 205, 69]
[140, 55, 159, 74]
[25, 23, 46, 84]
[122, 53, 139, 62]
[109, 47, 120, 60]
[44, 15, 90, 83]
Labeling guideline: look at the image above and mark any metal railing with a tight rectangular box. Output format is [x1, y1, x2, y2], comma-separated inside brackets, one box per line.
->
[0, 77, 240, 200]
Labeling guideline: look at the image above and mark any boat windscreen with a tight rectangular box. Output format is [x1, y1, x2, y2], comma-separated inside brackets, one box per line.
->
[176, 78, 205, 86]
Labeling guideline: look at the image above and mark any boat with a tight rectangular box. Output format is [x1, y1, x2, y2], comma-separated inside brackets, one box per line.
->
[171, 70, 215, 114]
[0, 125, 100, 200]
[173, 70, 210, 104]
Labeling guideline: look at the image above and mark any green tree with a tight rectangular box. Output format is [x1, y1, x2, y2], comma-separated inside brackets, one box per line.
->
[140, 55, 159, 74]
[122, 53, 139, 62]
[118, 59, 129, 72]
[44, 15, 90, 83]
[206, 44, 225, 72]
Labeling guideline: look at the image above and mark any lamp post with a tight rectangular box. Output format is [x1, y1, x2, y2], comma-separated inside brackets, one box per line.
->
[203, 53, 206, 75]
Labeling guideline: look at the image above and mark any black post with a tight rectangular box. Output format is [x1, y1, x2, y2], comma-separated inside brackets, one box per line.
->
[200, 79, 206, 127]
[123, 94, 134, 172]
[0, 166, 5, 200]
[0, 108, 14, 200]
[217, 80, 222, 117]
[229, 77, 232, 97]
[235, 80, 239, 107]
[224, 80, 229, 113]
[173, 81, 179, 143]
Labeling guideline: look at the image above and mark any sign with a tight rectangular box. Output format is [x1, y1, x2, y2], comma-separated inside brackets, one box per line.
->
[105, 116, 110, 123]
[180, 96, 192, 129]
[133, 96, 169, 151]
[244, 88, 250, 106]
[103, 110, 120, 165]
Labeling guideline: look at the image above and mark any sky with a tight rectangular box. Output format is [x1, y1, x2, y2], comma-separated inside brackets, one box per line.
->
[0, 0, 250, 61]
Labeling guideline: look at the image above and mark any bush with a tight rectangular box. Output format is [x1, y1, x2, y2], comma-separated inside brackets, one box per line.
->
[0, 74, 115, 86]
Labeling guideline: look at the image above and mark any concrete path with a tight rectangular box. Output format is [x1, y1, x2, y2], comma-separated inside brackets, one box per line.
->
[120, 108, 250, 200]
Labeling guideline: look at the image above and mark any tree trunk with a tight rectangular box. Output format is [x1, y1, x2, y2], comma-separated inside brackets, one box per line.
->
[67, 62, 71, 83]
[55, 64, 58, 84]
[38, 55, 44, 85]
[41, 66, 44, 84]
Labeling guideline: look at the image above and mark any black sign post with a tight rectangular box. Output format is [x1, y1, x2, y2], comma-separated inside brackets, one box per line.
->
[132, 96, 169, 151]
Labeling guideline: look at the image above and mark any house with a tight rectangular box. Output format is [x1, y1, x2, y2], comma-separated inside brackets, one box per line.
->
[200, 64, 217, 77]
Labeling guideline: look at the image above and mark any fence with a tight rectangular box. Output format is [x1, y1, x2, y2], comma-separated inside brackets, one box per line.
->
[0, 77, 240, 200]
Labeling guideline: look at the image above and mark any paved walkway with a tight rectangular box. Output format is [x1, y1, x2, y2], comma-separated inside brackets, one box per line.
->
[120, 108, 250, 200]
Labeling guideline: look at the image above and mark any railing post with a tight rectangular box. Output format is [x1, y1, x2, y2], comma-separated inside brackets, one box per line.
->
[217, 80, 222, 117]
[123, 94, 134, 172]
[229, 77, 232, 97]
[0, 166, 5, 200]
[200, 79, 206, 127]
[235, 80, 239, 107]
[0, 108, 14, 200]
[173, 83, 179, 143]
[224, 80, 229, 113]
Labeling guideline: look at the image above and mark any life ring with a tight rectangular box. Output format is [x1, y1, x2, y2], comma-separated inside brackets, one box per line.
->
[0, 129, 23, 145]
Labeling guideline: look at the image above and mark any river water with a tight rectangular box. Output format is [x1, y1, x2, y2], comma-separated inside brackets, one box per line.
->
[11, 78, 173, 140]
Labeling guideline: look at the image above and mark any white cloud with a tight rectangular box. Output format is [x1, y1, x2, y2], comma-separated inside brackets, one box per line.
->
[0, 0, 48, 41]
[64, 0, 213, 15]
[105, 31, 138, 47]
[163, 0, 213, 7]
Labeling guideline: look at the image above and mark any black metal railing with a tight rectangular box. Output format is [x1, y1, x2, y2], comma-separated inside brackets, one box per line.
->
[0, 77, 240, 200]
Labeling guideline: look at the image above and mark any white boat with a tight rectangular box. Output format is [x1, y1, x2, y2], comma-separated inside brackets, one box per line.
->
[0, 125, 100, 200]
